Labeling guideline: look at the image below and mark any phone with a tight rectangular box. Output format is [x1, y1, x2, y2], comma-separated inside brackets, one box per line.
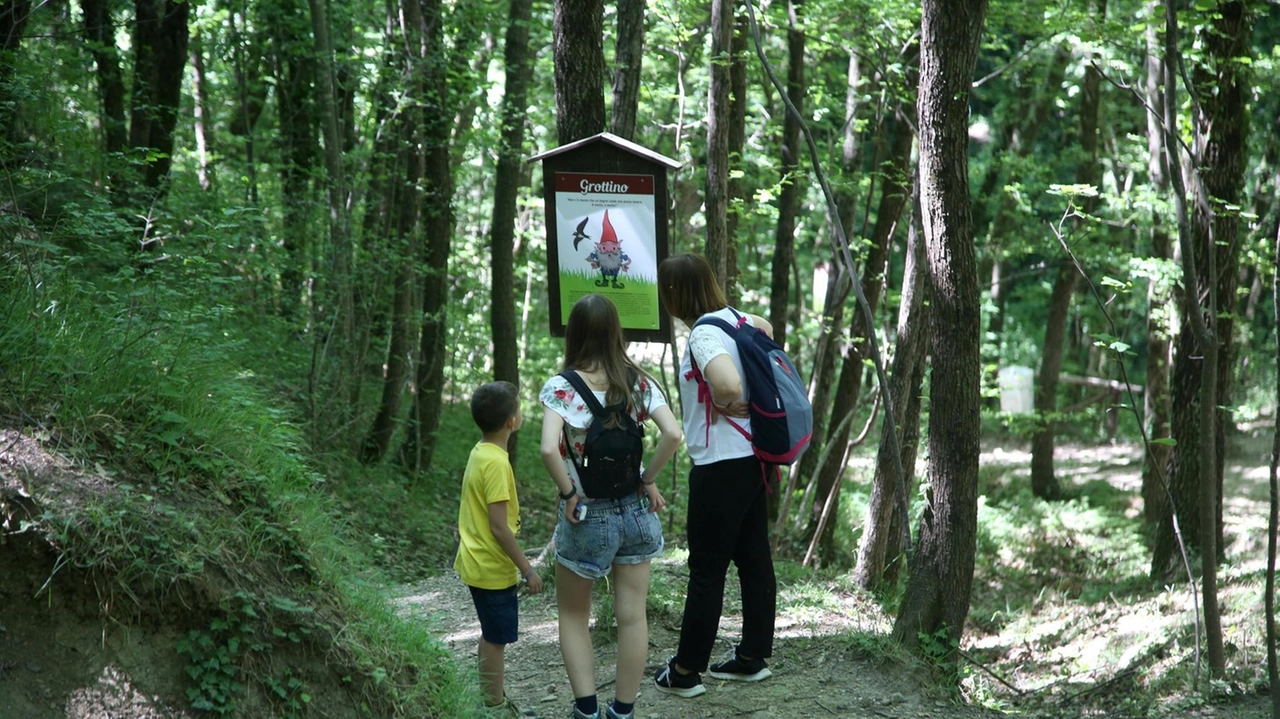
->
[573, 503, 588, 521]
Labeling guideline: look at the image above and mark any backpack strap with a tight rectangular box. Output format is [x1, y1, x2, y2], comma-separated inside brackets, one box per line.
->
[558, 370, 607, 417]
[684, 312, 754, 446]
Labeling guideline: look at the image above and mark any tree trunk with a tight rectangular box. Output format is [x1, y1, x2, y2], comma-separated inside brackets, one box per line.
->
[363, 118, 420, 464]
[553, 0, 605, 144]
[1028, 265, 1076, 500]
[492, 0, 534, 458]
[272, 0, 318, 317]
[702, 0, 733, 290]
[80, 0, 127, 166]
[810, 115, 912, 564]
[352, 46, 403, 338]
[1141, 12, 1172, 525]
[893, 0, 987, 665]
[610, 0, 644, 141]
[791, 51, 863, 496]
[768, 0, 804, 351]
[723, 12, 748, 302]
[1149, 0, 1248, 680]
[1029, 2, 1103, 501]
[362, 0, 427, 465]
[1268, 218, 1279, 719]
[228, 0, 262, 204]
[405, 0, 458, 472]
[977, 47, 1067, 395]
[190, 30, 213, 191]
[1151, 0, 1250, 594]
[0, 0, 30, 149]
[130, 0, 191, 192]
[856, 174, 930, 592]
[308, 0, 356, 423]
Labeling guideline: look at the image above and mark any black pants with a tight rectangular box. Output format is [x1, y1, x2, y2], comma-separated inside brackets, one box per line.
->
[674, 454, 777, 672]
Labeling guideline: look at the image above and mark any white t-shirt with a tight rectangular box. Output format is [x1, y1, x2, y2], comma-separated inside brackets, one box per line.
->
[678, 307, 755, 466]
[539, 371, 668, 499]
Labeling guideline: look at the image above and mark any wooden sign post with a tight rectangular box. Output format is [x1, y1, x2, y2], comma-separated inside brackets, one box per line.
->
[530, 132, 682, 343]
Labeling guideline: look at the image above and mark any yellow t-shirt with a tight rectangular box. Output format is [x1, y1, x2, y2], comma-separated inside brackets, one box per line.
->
[454, 441, 521, 589]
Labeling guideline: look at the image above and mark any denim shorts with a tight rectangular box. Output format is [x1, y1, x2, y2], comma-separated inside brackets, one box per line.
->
[555, 492, 664, 580]
[468, 584, 519, 645]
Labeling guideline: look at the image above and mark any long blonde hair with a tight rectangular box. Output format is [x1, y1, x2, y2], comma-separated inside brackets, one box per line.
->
[563, 294, 650, 414]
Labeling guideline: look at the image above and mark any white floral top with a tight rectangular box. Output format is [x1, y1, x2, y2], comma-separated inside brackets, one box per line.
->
[539, 371, 668, 499]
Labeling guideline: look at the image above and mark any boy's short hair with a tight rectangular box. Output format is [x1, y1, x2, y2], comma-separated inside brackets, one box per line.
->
[471, 381, 519, 433]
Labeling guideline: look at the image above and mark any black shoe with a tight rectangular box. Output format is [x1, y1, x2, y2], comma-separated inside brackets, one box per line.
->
[654, 659, 705, 698]
[708, 654, 772, 682]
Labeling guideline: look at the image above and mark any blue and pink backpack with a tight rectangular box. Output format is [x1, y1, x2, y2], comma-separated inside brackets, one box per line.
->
[687, 308, 813, 469]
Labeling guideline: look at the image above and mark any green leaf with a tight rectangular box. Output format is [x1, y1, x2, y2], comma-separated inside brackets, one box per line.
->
[1151, 437, 1177, 447]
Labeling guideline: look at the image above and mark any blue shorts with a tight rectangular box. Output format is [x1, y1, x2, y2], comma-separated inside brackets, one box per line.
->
[468, 584, 519, 645]
[556, 492, 664, 580]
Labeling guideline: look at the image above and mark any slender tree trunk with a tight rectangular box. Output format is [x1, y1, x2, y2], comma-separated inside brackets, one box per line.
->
[1268, 219, 1279, 719]
[724, 11, 748, 302]
[1028, 265, 1075, 500]
[363, 119, 419, 463]
[308, 0, 356, 424]
[977, 47, 1067, 394]
[0, 0, 30, 150]
[610, 0, 644, 141]
[228, 0, 263, 204]
[130, 0, 190, 193]
[1149, 0, 1248, 679]
[553, 0, 604, 144]
[856, 174, 929, 592]
[405, 0, 459, 471]
[362, 0, 426, 465]
[1142, 12, 1172, 524]
[702, 0, 733, 290]
[792, 51, 863, 495]
[492, 0, 534, 458]
[810, 116, 912, 563]
[768, 0, 804, 351]
[272, 0, 317, 317]
[80, 0, 127, 171]
[1030, 1, 1103, 500]
[190, 30, 214, 191]
[130, 0, 160, 155]
[353, 44, 402, 338]
[893, 0, 987, 664]
[1151, 2, 1250, 608]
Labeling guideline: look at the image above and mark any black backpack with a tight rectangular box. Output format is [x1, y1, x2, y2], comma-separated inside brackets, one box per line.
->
[559, 370, 645, 499]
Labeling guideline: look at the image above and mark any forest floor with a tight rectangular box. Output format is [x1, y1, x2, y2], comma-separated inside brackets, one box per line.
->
[393, 434, 1277, 719]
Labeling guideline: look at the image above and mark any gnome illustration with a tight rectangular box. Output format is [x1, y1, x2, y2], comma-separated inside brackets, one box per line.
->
[586, 210, 631, 289]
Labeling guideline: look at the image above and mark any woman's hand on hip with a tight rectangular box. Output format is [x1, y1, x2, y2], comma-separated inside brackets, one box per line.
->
[643, 482, 666, 513]
[712, 400, 749, 422]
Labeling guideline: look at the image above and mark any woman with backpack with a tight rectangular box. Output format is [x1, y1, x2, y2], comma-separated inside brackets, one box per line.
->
[653, 252, 780, 698]
[539, 293, 683, 719]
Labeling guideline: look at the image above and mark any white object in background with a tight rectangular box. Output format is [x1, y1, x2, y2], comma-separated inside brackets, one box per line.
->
[998, 366, 1036, 414]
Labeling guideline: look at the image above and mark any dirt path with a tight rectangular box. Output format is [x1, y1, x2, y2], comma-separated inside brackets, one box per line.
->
[392, 558, 1006, 719]
[391, 434, 1279, 719]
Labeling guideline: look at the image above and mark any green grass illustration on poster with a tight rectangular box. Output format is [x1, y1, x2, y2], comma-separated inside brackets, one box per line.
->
[553, 172, 660, 331]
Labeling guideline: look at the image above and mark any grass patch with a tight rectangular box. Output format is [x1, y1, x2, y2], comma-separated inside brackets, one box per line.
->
[0, 260, 490, 718]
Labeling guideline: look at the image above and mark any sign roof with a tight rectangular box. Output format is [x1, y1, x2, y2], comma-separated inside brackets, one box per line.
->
[528, 132, 683, 169]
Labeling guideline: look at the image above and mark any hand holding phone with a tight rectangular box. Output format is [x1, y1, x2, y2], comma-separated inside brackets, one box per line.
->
[573, 503, 588, 522]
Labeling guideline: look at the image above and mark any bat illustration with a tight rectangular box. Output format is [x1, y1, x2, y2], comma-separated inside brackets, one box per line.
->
[572, 217, 590, 251]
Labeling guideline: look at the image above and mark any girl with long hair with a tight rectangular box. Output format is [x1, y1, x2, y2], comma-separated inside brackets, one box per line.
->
[652, 253, 778, 698]
[539, 293, 682, 719]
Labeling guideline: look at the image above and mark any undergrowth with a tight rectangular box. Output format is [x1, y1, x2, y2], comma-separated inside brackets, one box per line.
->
[0, 254, 488, 718]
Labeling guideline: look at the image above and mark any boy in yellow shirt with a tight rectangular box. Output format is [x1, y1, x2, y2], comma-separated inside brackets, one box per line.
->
[455, 381, 544, 716]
